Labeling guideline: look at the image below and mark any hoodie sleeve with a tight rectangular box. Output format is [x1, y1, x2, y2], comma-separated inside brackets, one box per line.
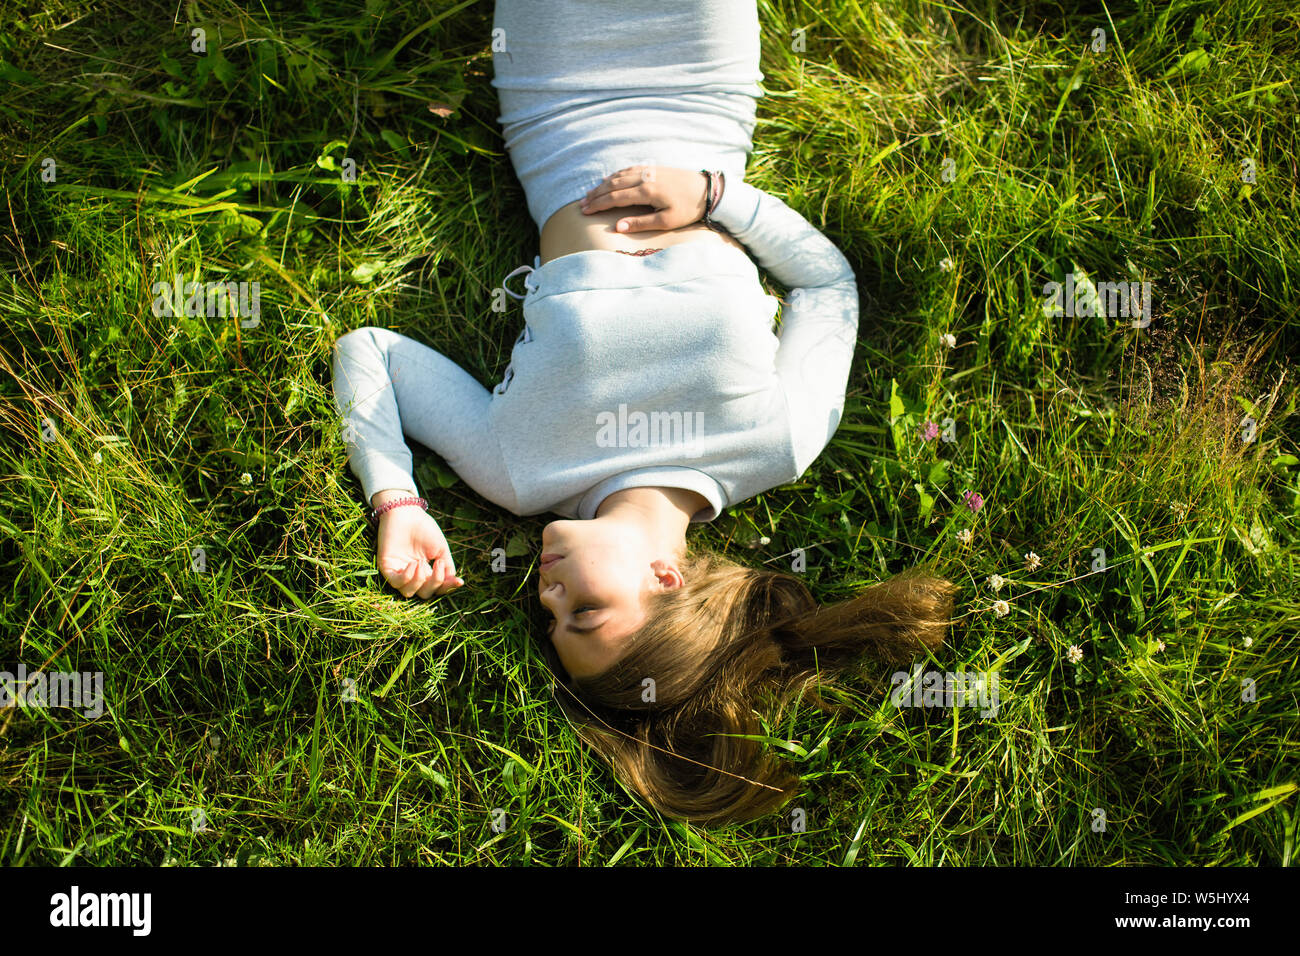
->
[708, 178, 859, 473]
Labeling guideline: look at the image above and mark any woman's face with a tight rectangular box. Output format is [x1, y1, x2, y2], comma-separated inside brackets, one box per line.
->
[539, 518, 678, 678]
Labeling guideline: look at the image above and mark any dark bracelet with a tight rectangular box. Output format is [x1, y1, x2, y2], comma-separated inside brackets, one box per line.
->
[700, 169, 727, 233]
[367, 495, 427, 527]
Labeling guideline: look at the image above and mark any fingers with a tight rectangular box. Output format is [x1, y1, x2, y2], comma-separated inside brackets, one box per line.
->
[381, 557, 463, 599]
[585, 166, 652, 197]
[582, 168, 655, 213]
[583, 168, 643, 199]
[581, 184, 651, 215]
[582, 181, 674, 233]
[378, 557, 419, 597]
[392, 558, 427, 598]
[416, 557, 464, 600]
[612, 212, 673, 233]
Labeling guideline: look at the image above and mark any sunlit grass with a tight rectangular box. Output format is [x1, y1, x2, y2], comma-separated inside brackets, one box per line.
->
[0, 0, 1296, 865]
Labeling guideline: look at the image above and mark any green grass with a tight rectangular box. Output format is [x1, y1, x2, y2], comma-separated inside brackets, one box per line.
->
[0, 0, 1297, 865]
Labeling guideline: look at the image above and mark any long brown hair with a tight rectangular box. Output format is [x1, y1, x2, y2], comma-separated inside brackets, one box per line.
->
[542, 548, 959, 825]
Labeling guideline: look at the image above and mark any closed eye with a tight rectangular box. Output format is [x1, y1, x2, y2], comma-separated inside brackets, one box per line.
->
[549, 607, 594, 624]
[547, 606, 596, 634]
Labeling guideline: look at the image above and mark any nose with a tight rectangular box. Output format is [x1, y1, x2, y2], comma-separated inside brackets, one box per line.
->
[538, 581, 559, 616]
[538, 568, 557, 595]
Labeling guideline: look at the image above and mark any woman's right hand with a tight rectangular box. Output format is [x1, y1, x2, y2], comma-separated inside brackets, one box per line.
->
[376, 505, 464, 599]
[580, 166, 716, 233]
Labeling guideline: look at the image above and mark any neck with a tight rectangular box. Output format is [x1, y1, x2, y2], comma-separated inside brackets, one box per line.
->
[595, 486, 705, 556]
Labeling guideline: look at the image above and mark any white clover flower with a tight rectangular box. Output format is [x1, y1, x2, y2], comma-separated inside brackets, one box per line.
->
[1067, 644, 1083, 664]
[956, 528, 973, 546]
[992, 599, 1009, 617]
[92, 451, 103, 464]
[939, 257, 954, 273]
[940, 332, 957, 349]
[987, 573, 1007, 593]
[1243, 637, 1253, 648]
[239, 472, 252, 486]
[1155, 640, 1166, 653]
[759, 535, 771, 546]
[1024, 551, 1041, 572]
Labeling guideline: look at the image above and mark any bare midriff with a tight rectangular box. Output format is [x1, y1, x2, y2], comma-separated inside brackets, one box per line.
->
[538, 199, 748, 266]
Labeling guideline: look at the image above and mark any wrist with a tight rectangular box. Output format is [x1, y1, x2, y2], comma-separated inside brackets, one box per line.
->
[700, 169, 726, 231]
[703, 177, 758, 234]
[368, 491, 427, 527]
[371, 488, 418, 508]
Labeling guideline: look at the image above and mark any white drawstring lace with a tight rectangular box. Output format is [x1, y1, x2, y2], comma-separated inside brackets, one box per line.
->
[500, 255, 541, 300]
[495, 257, 540, 395]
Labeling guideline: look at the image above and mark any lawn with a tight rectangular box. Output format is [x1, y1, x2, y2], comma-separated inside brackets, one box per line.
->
[0, 0, 1296, 865]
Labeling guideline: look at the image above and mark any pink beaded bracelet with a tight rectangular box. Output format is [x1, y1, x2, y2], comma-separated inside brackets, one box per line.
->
[367, 495, 427, 527]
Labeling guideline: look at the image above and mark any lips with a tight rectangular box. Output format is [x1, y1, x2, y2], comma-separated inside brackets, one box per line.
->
[540, 554, 562, 572]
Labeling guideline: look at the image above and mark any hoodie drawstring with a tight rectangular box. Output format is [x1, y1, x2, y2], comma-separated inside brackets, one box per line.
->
[494, 257, 540, 396]
[501, 255, 541, 301]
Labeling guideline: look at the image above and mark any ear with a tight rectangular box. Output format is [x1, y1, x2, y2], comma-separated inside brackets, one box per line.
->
[649, 558, 687, 592]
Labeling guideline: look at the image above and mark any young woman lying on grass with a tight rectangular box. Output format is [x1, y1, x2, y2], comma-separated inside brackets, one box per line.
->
[332, 0, 956, 824]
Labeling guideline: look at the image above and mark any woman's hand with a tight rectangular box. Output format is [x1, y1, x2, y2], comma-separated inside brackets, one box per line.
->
[579, 166, 712, 233]
[376, 505, 464, 599]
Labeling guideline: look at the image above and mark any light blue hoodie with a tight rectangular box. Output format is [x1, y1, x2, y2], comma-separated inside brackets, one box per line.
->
[335, 178, 858, 523]
[490, 179, 858, 520]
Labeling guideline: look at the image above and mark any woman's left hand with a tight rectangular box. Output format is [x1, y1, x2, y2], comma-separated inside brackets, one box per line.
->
[376, 506, 464, 599]
[579, 166, 709, 233]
